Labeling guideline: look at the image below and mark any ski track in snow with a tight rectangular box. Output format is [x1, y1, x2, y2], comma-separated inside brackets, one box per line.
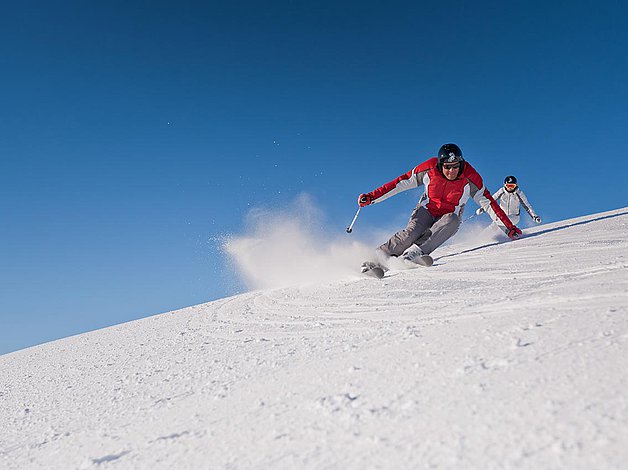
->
[1, 208, 627, 469]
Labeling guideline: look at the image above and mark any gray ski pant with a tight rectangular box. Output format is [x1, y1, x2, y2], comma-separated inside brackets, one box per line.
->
[378, 205, 462, 256]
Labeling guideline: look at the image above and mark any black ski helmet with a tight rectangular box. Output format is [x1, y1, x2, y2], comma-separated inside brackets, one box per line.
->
[504, 175, 518, 192]
[437, 143, 464, 172]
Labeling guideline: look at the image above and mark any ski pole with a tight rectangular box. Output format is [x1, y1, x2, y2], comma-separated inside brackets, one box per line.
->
[463, 213, 477, 223]
[346, 206, 362, 233]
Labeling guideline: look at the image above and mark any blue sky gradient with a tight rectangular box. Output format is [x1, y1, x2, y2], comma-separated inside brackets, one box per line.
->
[2, 0, 627, 354]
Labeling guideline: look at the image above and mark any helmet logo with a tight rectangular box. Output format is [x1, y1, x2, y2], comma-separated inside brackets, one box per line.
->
[447, 153, 457, 162]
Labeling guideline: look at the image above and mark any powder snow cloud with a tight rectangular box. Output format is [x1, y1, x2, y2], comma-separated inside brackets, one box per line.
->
[223, 193, 373, 290]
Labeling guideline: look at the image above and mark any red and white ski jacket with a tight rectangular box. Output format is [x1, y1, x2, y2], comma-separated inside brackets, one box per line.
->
[367, 157, 517, 230]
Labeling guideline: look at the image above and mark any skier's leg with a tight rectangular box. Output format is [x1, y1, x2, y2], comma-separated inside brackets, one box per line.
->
[417, 212, 461, 255]
[378, 206, 435, 257]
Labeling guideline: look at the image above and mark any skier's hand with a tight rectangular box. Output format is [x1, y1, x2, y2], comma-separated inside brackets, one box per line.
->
[475, 207, 484, 216]
[507, 227, 522, 240]
[358, 193, 373, 207]
[533, 215, 541, 224]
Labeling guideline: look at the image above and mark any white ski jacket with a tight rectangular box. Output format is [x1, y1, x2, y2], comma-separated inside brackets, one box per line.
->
[492, 187, 538, 219]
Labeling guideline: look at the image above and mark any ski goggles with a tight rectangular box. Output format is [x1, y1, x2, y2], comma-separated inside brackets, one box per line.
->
[504, 183, 517, 190]
[442, 163, 461, 170]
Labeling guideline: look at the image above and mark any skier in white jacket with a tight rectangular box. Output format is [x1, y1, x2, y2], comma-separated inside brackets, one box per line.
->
[476, 175, 541, 228]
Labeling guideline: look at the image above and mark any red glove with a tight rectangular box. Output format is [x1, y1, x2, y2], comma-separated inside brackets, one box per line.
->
[358, 193, 373, 207]
[507, 227, 522, 240]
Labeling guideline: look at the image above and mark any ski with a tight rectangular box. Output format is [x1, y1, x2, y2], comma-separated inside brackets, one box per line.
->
[360, 261, 386, 279]
[407, 254, 434, 267]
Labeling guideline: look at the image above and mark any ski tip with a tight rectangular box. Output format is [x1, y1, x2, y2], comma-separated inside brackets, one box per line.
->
[401, 254, 433, 268]
[361, 261, 387, 279]
[419, 255, 434, 267]
[363, 267, 385, 279]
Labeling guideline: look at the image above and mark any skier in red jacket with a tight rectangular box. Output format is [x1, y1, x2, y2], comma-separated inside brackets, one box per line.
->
[358, 143, 521, 275]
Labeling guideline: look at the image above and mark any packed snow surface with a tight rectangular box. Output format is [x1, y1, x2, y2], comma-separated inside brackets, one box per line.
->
[1, 208, 627, 469]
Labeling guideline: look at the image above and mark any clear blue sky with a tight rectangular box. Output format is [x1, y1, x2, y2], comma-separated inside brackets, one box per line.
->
[2, 0, 627, 355]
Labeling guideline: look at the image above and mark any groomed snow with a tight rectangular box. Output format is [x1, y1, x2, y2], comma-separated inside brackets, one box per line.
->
[1, 207, 627, 469]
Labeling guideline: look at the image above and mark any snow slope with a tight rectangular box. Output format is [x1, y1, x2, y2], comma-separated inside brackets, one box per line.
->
[1, 208, 627, 469]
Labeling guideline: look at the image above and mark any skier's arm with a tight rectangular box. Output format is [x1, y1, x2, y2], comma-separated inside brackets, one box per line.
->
[472, 185, 512, 227]
[464, 164, 521, 237]
[516, 189, 540, 222]
[362, 158, 434, 205]
[478, 187, 504, 215]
